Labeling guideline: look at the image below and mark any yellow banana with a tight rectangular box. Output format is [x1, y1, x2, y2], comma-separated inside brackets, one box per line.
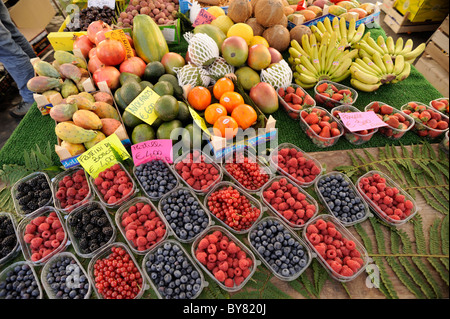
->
[399, 39, 413, 55]
[341, 49, 359, 61]
[316, 21, 328, 34]
[289, 47, 303, 59]
[299, 72, 318, 84]
[377, 36, 389, 54]
[354, 59, 380, 77]
[350, 23, 366, 45]
[386, 36, 395, 55]
[328, 51, 347, 75]
[346, 18, 356, 43]
[319, 43, 327, 74]
[291, 40, 310, 58]
[324, 17, 334, 35]
[339, 17, 347, 41]
[394, 37, 404, 55]
[296, 64, 318, 78]
[295, 78, 316, 89]
[329, 57, 352, 79]
[350, 65, 381, 85]
[358, 48, 372, 59]
[403, 43, 426, 61]
[361, 31, 371, 43]
[299, 55, 318, 75]
[324, 47, 339, 73]
[293, 71, 300, 79]
[294, 58, 301, 64]
[301, 34, 312, 56]
[393, 54, 405, 76]
[332, 17, 341, 36]
[395, 61, 411, 82]
[382, 54, 394, 74]
[372, 52, 387, 74]
[350, 78, 382, 92]
[359, 41, 379, 56]
[310, 25, 323, 43]
[367, 36, 386, 55]
[331, 70, 351, 83]
[362, 56, 384, 75]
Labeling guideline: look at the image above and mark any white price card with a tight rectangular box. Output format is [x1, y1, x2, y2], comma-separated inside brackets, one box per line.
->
[87, 0, 115, 9]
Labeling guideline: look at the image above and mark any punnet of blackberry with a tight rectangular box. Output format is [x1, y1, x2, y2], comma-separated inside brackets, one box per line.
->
[102, 227, 113, 237]
[41, 189, 52, 199]
[96, 217, 108, 227]
[90, 209, 103, 217]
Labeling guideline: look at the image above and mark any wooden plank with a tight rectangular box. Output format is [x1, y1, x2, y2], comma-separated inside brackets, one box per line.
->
[424, 40, 449, 72]
[415, 55, 449, 97]
[431, 29, 449, 52]
[440, 15, 449, 36]
[383, 5, 442, 34]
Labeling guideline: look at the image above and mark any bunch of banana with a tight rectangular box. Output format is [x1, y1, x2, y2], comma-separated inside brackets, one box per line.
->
[354, 32, 426, 63]
[349, 51, 411, 92]
[288, 32, 359, 88]
[311, 16, 365, 48]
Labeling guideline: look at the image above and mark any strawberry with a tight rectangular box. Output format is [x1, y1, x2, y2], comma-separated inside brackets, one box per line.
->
[331, 93, 343, 101]
[316, 82, 328, 93]
[310, 124, 322, 134]
[341, 93, 353, 104]
[437, 120, 449, 130]
[380, 104, 393, 115]
[291, 104, 302, 111]
[304, 112, 319, 125]
[277, 87, 285, 97]
[430, 111, 442, 121]
[303, 95, 315, 106]
[286, 86, 295, 94]
[319, 121, 331, 128]
[427, 118, 438, 129]
[370, 102, 380, 113]
[338, 89, 352, 95]
[284, 93, 294, 103]
[385, 116, 400, 128]
[292, 94, 303, 105]
[431, 101, 446, 112]
[295, 87, 305, 97]
[319, 126, 331, 138]
[331, 128, 341, 137]
[418, 111, 431, 122]
[330, 84, 338, 92]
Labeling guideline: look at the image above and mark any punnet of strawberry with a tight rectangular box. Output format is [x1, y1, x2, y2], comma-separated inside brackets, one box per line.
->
[277, 84, 316, 119]
[401, 101, 449, 139]
[300, 107, 343, 148]
[365, 102, 413, 140]
[430, 98, 449, 116]
[314, 80, 357, 109]
[331, 105, 377, 145]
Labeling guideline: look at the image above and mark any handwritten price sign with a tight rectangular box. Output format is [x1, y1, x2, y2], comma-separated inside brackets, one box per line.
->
[104, 29, 134, 59]
[125, 87, 160, 125]
[131, 139, 173, 166]
[192, 8, 216, 27]
[77, 134, 131, 178]
[339, 111, 388, 132]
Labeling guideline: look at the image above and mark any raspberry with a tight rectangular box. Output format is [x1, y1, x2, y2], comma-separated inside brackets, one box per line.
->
[214, 270, 226, 282]
[340, 265, 354, 277]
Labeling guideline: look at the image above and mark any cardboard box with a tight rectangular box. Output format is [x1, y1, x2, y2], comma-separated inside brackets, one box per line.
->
[395, 0, 449, 23]
[8, 0, 56, 41]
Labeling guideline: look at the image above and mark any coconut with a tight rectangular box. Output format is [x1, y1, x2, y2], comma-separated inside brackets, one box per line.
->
[227, 0, 253, 23]
[262, 24, 290, 52]
[254, 0, 285, 28]
[280, 14, 288, 28]
[289, 25, 312, 43]
[245, 18, 265, 36]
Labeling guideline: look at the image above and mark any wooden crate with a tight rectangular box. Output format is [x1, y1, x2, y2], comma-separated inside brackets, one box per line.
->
[383, 1, 442, 33]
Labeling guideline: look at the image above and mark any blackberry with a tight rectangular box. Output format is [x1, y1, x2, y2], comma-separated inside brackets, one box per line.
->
[79, 238, 88, 250]
[5, 224, 14, 236]
[38, 199, 49, 207]
[40, 182, 50, 191]
[27, 178, 38, 187]
[96, 217, 108, 227]
[18, 195, 31, 206]
[102, 227, 113, 237]
[89, 243, 99, 252]
[26, 201, 38, 211]
[2, 235, 16, 247]
[0, 246, 12, 258]
[17, 183, 26, 192]
[73, 228, 84, 238]
[22, 185, 31, 193]
[90, 209, 103, 217]
[89, 216, 99, 226]
[81, 214, 91, 225]
[87, 228, 100, 238]
[41, 189, 52, 199]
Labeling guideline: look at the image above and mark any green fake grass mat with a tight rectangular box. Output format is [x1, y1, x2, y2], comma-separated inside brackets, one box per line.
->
[0, 25, 444, 167]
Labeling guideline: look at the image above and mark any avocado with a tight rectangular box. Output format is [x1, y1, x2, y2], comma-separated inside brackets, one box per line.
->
[156, 120, 183, 140]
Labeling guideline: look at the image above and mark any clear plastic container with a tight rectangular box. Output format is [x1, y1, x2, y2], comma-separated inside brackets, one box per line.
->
[191, 225, 260, 293]
[429, 97, 449, 116]
[313, 80, 358, 109]
[269, 142, 323, 188]
[299, 106, 344, 148]
[277, 83, 316, 120]
[11, 171, 53, 216]
[330, 104, 378, 145]
[51, 167, 94, 214]
[0, 261, 43, 299]
[87, 242, 147, 299]
[172, 149, 223, 195]
[0, 212, 21, 267]
[89, 162, 138, 209]
[221, 149, 273, 194]
[115, 196, 170, 255]
[356, 170, 419, 226]
[260, 175, 319, 230]
[141, 239, 207, 299]
[132, 158, 180, 201]
[303, 214, 369, 282]
[40, 251, 94, 299]
[247, 216, 312, 281]
[314, 171, 372, 227]
[400, 101, 449, 140]
[365, 101, 414, 140]
[16, 206, 68, 265]
[440, 131, 449, 154]
[65, 201, 117, 259]
[203, 181, 264, 235]
[158, 186, 212, 244]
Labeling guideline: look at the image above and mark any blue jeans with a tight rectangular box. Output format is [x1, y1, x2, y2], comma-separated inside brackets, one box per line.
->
[0, 1, 36, 104]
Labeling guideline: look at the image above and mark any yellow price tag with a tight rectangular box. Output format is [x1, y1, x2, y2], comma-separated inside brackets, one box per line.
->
[77, 134, 131, 178]
[104, 29, 134, 59]
[188, 106, 211, 136]
[125, 87, 160, 126]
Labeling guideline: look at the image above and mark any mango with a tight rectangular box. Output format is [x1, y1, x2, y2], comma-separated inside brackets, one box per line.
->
[27, 76, 63, 93]
[54, 51, 87, 69]
[247, 44, 272, 71]
[249, 82, 279, 114]
[84, 131, 106, 149]
[59, 63, 83, 83]
[49, 103, 78, 122]
[55, 122, 97, 144]
[328, 5, 347, 16]
[66, 95, 96, 111]
[93, 92, 114, 105]
[61, 141, 86, 156]
[33, 61, 61, 78]
[336, 1, 358, 10]
[61, 79, 79, 98]
[93, 102, 120, 120]
[73, 110, 103, 130]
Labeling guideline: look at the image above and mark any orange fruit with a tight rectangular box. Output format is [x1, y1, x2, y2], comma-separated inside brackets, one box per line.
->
[205, 103, 227, 124]
[187, 86, 211, 111]
[219, 92, 244, 113]
[213, 116, 239, 139]
[213, 77, 235, 100]
[231, 104, 257, 130]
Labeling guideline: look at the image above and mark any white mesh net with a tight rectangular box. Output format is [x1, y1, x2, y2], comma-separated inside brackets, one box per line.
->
[260, 60, 293, 90]
[174, 63, 211, 88]
[206, 57, 235, 84]
[184, 32, 220, 67]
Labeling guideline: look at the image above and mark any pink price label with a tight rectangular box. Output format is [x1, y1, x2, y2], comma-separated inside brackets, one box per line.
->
[339, 111, 388, 132]
[131, 139, 173, 166]
[192, 8, 216, 27]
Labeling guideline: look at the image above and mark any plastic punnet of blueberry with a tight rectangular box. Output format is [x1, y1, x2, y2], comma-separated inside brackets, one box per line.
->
[0, 264, 40, 299]
[135, 160, 178, 200]
[249, 219, 309, 279]
[317, 173, 367, 224]
[145, 241, 202, 299]
[159, 189, 209, 242]
[15, 174, 52, 215]
[45, 256, 89, 299]
[0, 215, 17, 260]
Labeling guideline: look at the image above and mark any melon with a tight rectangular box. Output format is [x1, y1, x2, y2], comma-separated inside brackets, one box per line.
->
[227, 0, 253, 23]
[262, 25, 290, 52]
[245, 18, 265, 37]
[254, 0, 285, 28]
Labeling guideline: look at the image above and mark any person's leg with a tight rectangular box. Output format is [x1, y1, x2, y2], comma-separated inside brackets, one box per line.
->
[0, 1, 36, 59]
[0, 2, 36, 118]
